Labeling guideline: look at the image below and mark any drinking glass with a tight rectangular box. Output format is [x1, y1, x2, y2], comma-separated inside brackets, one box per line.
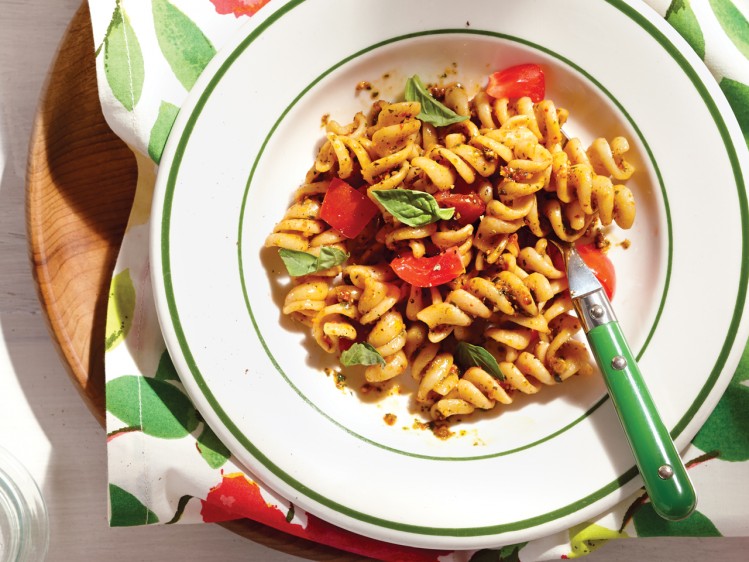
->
[0, 446, 48, 561]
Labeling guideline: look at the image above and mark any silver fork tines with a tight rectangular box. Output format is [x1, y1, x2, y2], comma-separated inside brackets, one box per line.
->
[565, 245, 603, 298]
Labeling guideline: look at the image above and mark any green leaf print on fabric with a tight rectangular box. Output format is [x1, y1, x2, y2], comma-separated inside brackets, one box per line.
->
[152, 0, 217, 91]
[719, 77, 749, 147]
[154, 349, 180, 381]
[106, 375, 199, 438]
[148, 101, 180, 164]
[109, 484, 159, 526]
[665, 0, 706, 59]
[633, 503, 721, 537]
[692, 337, 749, 460]
[497, 542, 527, 562]
[468, 543, 527, 562]
[710, 0, 749, 60]
[467, 549, 496, 561]
[103, 2, 145, 111]
[105, 268, 136, 351]
[165, 495, 194, 524]
[196, 423, 232, 469]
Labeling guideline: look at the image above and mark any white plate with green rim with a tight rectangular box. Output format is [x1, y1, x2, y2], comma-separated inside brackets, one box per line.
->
[151, 0, 749, 549]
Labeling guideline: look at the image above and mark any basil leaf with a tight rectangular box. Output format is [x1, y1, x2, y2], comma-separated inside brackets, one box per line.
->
[371, 189, 454, 226]
[455, 341, 505, 381]
[404, 75, 468, 127]
[340, 342, 385, 367]
[278, 247, 348, 277]
[315, 246, 349, 271]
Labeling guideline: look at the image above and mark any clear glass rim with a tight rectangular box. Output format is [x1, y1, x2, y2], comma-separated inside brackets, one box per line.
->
[0, 447, 49, 562]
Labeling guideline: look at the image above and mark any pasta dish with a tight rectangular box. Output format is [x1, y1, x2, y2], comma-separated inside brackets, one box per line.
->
[265, 64, 636, 422]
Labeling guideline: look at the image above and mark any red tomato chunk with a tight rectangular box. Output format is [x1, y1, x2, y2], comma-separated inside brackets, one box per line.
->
[390, 247, 464, 288]
[319, 178, 379, 239]
[486, 63, 545, 103]
[433, 192, 486, 225]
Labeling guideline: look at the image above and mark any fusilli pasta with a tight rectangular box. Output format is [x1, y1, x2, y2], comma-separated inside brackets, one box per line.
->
[266, 66, 635, 422]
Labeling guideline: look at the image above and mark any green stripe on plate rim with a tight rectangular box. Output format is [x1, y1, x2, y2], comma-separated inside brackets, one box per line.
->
[160, 0, 747, 538]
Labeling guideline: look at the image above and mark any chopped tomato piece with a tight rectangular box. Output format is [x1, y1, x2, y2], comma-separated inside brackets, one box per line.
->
[486, 63, 545, 103]
[433, 192, 486, 225]
[319, 178, 379, 238]
[576, 243, 616, 300]
[390, 247, 464, 288]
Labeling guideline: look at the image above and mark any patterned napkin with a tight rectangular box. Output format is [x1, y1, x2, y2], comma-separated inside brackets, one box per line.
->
[91, 1, 749, 560]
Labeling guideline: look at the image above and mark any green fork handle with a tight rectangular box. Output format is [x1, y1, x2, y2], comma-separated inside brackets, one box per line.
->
[587, 321, 697, 520]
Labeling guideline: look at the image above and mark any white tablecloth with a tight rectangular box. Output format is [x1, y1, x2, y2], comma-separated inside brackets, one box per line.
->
[1, 1, 748, 560]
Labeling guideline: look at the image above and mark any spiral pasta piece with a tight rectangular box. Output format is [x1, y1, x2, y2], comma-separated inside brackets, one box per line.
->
[312, 302, 359, 354]
[364, 310, 408, 383]
[265, 189, 327, 252]
[411, 350, 458, 403]
[346, 265, 402, 325]
[416, 288, 473, 344]
[282, 278, 331, 326]
[587, 136, 635, 181]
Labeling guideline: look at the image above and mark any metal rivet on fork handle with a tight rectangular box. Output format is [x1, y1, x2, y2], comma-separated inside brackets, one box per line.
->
[658, 465, 675, 480]
[611, 355, 627, 370]
[590, 304, 604, 319]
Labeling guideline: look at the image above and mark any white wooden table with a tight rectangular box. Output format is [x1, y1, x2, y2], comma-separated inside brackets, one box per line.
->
[1, 1, 748, 560]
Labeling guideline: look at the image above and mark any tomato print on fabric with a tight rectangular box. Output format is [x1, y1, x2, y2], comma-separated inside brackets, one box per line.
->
[210, 0, 271, 17]
[200, 473, 449, 562]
